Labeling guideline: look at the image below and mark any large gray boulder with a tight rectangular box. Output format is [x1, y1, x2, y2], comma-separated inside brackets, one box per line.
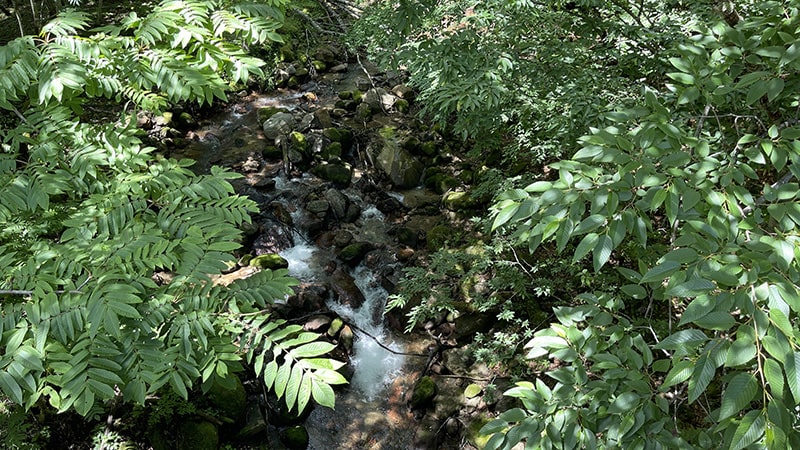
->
[373, 128, 424, 188]
[262, 112, 295, 140]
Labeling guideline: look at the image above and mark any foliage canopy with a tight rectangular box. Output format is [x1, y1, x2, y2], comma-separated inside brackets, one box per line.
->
[0, 0, 345, 418]
[360, 0, 800, 448]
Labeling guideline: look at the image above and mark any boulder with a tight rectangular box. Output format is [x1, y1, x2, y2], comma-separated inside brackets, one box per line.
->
[373, 128, 424, 189]
[392, 84, 417, 101]
[329, 266, 365, 309]
[410, 376, 437, 409]
[177, 420, 218, 450]
[258, 106, 290, 123]
[364, 87, 396, 112]
[206, 375, 247, 423]
[279, 425, 310, 450]
[338, 242, 373, 265]
[311, 163, 352, 186]
[262, 112, 295, 140]
[443, 191, 476, 211]
[252, 223, 293, 254]
[323, 188, 349, 220]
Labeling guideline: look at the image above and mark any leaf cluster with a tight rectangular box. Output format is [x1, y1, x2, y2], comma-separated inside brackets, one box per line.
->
[0, 0, 345, 419]
[485, 1, 800, 447]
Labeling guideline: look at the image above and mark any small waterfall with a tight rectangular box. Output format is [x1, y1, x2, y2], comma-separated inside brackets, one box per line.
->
[328, 264, 405, 400]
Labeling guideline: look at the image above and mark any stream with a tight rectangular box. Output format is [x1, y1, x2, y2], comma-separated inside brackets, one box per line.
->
[169, 61, 434, 449]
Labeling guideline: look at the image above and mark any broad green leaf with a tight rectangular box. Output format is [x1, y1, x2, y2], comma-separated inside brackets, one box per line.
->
[729, 410, 765, 450]
[297, 373, 312, 413]
[592, 234, 613, 271]
[718, 372, 758, 420]
[274, 360, 291, 398]
[654, 329, 708, 351]
[763, 359, 784, 400]
[661, 359, 693, 390]
[641, 261, 680, 283]
[665, 277, 715, 298]
[284, 364, 302, 410]
[572, 232, 598, 263]
[310, 378, 335, 409]
[608, 392, 640, 414]
[725, 337, 756, 367]
[688, 352, 715, 403]
[492, 201, 520, 231]
[289, 341, 336, 359]
[782, 351, 800, 403]
[0, 372, 23, 404]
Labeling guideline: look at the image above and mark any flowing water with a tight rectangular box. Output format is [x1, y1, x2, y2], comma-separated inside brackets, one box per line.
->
[171, 68, 430, 448]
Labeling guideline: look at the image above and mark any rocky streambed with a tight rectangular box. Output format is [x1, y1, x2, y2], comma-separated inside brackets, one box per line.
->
[146, 44, 506, 450]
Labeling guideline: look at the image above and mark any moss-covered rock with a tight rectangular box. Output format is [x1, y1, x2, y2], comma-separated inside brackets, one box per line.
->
[206, 376, 247, 423]
[443, 191, 476, 211]
[338, 242, 372, 265]
[320, 142, 342, 160]
[395, 98, 410, 113]
[410, 376, 437, 409]
[258, 106, 290, 123]
[327, 317, 345, 337]
[280, 425, 309, 450]
[249, 254, 289, 270]
[312, 60, 327, 71]
[177, 420, 219, 450]
[311, 163, 352, 186]
[426, 225, 452, 251]
[289, 131, 308, 153]
[263, 145, 282, 160]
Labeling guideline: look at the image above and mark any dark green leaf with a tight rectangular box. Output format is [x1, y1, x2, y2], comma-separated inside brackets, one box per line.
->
[719, 372, 758, 420]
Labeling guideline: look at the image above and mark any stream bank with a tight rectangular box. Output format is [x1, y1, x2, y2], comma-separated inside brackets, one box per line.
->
[142, 42, 512, 450]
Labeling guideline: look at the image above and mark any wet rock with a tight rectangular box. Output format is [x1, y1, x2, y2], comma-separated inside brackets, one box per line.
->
[344, 203, 361, 223]
[250, 253, 289, 270]
[258, 106, 290, 123]
[339, 324, 354, 351]
[304, 315, 332, 332]
[443, 191, 476, 211]
[410, 376, 437, 409]
[310, 162, 352, 186]
[330, 63, 348, 73]
[392, 84, 416, 102]
[332, 229, 354, 247]
[280, 425, 310, 450]
[252, 224, 293, 254]
[395, 226, 419, 247]
[177, 420, 218, 450]
[373, 128, 424, 189]
[329, 266, 365, 309]
[323, 188, 349, 220]
[263, 144, 282, 160]
[262, 112, 295, 140]
[237, 402, 268, 439]
[206, 375, 247, 423]
[288, 282, 328, 312]
[313, 108, 333, 129]
[306, 199, 330, 217]
[355, 102, 373, 120]
[426, 224, 453, 251]
[338, 242, 373, 265]
[364, 87, 396, 112]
